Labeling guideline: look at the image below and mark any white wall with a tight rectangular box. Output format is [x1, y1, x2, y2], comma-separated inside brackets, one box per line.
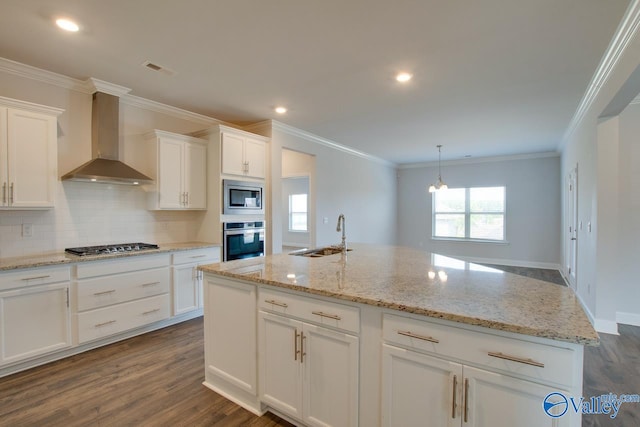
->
[260, 122, 397, 253]
[0, 68, 210, 258]
[397, 155, 561, 267]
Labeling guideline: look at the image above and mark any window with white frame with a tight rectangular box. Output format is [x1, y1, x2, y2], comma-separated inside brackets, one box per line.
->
[289, 193, 308, 231]
[432, 186, 505, 241]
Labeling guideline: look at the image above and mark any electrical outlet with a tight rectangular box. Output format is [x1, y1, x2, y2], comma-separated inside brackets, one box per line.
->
[323, 217, 328, 224]
[22, 223, 33, 238]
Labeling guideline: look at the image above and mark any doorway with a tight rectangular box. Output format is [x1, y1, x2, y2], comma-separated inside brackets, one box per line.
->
[281, 149, 316, 252]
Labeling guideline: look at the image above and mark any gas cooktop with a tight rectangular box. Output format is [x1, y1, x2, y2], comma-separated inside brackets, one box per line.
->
[65, 243, 159, 257]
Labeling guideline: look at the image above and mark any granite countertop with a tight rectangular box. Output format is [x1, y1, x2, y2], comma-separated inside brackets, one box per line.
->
[199, 243, 599, 346]
[0, 242, 221, 271]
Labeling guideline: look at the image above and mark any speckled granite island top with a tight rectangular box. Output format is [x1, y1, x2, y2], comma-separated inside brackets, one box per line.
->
[199, 243, 598, 346]
[0, 242, 220, 271]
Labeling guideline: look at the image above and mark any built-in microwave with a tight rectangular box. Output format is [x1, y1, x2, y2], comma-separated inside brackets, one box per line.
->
[223, 179, 264, 215]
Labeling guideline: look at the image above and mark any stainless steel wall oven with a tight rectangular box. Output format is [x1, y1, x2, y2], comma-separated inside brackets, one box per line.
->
[223, 221, 265, 261]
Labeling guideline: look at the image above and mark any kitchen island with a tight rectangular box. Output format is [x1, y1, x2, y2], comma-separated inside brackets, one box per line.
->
[199, 243, 597, 427]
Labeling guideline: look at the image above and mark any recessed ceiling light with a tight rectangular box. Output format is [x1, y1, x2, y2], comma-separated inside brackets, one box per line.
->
[56, 18, 80, 32]
[275, 106, 287, 114]
[396, 72, 413, 83]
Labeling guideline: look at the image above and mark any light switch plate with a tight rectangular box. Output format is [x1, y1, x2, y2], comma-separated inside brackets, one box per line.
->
[22, 223, 33, 237]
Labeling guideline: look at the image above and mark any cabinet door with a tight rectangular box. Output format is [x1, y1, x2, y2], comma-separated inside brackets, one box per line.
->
[382, 344, 462, 427]
[221, 132, 246, 176]
[303, 323, 359, 427]
[184, 142, 206, 209]
[0, 283, 71, 365]
[158, 137, 184, 209]
[259, 311, 303, 419]
[204, 277, 257, 395]
[244, 138, 266, 179]
[0, 107, 7, 206]
[173, 264, 199, 315]
[6, 108, 57, 208]
[463, 366, 572, 427]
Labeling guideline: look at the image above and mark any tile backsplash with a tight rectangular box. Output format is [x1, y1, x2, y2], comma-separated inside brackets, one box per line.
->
[0, 181, 206, 258]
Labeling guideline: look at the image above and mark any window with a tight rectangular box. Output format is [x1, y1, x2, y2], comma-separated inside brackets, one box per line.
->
[289, 194, 308, 231]
[432, 186, 505, 241]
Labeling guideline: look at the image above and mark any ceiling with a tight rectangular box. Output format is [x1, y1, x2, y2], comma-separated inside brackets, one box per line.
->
[0, 0, 631, 164]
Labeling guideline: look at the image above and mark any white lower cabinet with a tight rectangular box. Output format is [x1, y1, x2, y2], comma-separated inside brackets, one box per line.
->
[204, 276, 259, 410]
[258, 293, 359, 426]
[382, 313, 577, 427]
[172, 248, 220, 316]
[0, 266, 72, 366]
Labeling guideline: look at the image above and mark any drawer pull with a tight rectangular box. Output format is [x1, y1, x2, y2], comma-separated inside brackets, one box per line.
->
[265, 299, 288, 308]
[141, 281, 161, 287]
[452, 374, 457, 419]
[21, 275, 51, 281]
[312, 311, 341, 321]
[189, 255, 207, 259]
[487, 351, 545, 368]
[142, 308, 161, 315]
[95, 320, 116, 328]
[93, 289, 116, 296]
[397, 330, 440, 344]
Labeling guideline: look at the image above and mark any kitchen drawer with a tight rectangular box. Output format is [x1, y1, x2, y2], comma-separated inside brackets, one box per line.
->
[259, 287, 359, 334]
[76, 254, 171, 279]
[76, 267, 169, 311]
[383, 313, 576, 388]
[0, 266, 70, 292]
[173, 248, 220, 265]
[77, 294, 170, 343]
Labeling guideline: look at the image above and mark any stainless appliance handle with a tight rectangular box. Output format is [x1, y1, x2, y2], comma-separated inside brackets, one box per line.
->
[225, 229, 265, 236]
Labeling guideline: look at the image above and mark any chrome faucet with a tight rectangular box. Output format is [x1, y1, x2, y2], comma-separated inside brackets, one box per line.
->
[336, 214, 346, 252]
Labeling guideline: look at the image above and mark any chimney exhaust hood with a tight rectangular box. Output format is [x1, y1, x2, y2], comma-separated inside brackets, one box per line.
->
[61, 91, 153, 185]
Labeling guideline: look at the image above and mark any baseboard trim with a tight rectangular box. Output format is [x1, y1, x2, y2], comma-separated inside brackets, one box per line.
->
[616, 311, 640, 327]
[456, 255, 560, 270]
[594, 318, 620, 335]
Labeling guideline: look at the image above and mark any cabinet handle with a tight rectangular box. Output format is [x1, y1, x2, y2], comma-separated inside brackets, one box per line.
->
[300, 332, 306, 363]
[93, 289, 116, 296]
[21, 275, 51, 281]
[397, 330, 439, 343]
[95, 320, 116, 328]
[264, 299, 288, 308]
[142, 308, 160, 315]
[141, 281, 160, 287]
[452, 374, 457, 419]
[487, 351, 544, 368]
[311, 311, 341, 321]
[186, 192, 189, 206]
[294, 329, 301, 361]
[464, 378, 469, 423]
[2, 182, 5, 204]
[190, 254, 207, 259]
[9, 182, 14, 204]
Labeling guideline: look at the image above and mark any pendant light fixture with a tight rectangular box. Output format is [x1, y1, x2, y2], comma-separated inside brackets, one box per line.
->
[428, 145, 448, 193]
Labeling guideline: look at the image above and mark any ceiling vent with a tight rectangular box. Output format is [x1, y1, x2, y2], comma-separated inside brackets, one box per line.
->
[141, 61, 176, 76]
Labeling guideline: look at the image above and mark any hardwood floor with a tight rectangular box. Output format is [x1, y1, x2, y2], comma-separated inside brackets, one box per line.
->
[1, 308, 638, 426]
[0, 318, 293, 427]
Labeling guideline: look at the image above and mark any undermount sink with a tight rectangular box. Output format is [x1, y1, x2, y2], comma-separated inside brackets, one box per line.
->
[289, 245, 352, 257]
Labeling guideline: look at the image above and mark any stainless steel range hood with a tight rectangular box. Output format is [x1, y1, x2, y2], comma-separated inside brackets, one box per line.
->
[61, 92, 153, 185]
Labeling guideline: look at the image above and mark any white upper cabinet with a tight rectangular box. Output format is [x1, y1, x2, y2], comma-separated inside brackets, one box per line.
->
[144, 130, 207, 210]
[221, 131, 266, 179]
[0, 97, 63, 209]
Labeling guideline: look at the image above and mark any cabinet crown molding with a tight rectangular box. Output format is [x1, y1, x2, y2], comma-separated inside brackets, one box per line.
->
[0, 96, 64, 116]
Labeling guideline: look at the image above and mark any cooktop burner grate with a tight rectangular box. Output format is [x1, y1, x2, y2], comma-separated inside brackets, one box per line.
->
[65, 243, 159, 256]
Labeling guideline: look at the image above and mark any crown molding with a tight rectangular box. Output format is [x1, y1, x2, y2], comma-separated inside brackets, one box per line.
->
[398, 151, 560, 169]
[0, 95, 64, 116]
[561, 0, 640, 149]
[0, 56, 221, 126]
[270, 120, 396, 167]
[630, 93, 640, 105]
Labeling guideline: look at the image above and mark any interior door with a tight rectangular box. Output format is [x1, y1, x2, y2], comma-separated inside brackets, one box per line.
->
[566, 167, 578, 290]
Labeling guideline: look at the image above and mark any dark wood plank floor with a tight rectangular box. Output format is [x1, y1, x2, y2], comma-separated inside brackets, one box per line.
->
[1, 307, 638, 426]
